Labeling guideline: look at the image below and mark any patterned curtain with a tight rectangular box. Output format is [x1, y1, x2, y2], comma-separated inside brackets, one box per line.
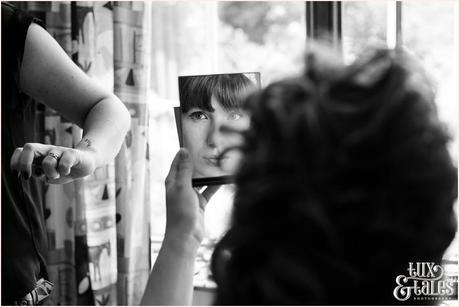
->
[113, 2, 151, 305]
[17, 2, 151, 305]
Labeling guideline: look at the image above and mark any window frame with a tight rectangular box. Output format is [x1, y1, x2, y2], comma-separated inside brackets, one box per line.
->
[306, 1, 342, 51]
[306, 1, 404, 52]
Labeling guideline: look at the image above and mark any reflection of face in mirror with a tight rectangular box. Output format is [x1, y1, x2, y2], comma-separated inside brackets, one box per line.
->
[179, 74, 257, 178]
[182, 97, 249, 178]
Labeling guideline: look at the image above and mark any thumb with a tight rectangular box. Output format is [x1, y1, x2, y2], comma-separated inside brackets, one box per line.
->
[176, 148, 193, 186]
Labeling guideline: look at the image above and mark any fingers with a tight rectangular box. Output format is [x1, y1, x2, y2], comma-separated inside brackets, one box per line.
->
[165, 148, 193, 189]
[10, 143, 92, 183]
[10, 148, 23, 176]
[42, 151, 62, 180]
[10, 143, 47, 179]
[165, 149, 182, 188]
[175, 148, 193, 188]
[201, 185, 221, 203]
[58, 150, 77, 176]
[18, 144, 36, 179]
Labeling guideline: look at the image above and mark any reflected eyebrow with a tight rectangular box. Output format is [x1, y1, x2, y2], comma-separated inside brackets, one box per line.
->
[223, 106, 244, 113]
[186, 107, 213, 113]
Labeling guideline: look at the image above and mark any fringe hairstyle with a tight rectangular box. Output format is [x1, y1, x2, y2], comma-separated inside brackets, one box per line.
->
[178, 73, 256, 113]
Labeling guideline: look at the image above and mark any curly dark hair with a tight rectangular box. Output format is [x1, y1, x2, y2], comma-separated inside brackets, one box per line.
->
[210, 48, 457, 305]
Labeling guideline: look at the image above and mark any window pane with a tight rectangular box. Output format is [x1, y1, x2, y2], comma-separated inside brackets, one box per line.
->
[149, 2, 305, 98]
[402, 1, 458, 158]
[147, 2, 306, 292]
[342, 1, 388, 64]
[402, 1, 459, 286]
[217, 1, 306, 85]
[342, 2, 458, 289]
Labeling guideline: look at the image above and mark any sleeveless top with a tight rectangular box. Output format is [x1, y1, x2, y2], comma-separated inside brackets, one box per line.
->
[1, 2, 49, 304]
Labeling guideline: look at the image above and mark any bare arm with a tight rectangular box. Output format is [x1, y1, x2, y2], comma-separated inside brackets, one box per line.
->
[141, 232, 200, 305]
[140, 149, 218, 305]
[11, 23, 131, 183]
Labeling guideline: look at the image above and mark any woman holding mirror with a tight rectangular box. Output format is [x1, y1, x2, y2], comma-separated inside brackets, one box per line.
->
[142, 47, 457, 305]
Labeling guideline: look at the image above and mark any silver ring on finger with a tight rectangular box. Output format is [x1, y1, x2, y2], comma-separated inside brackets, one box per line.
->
[48, 152, 61, 161]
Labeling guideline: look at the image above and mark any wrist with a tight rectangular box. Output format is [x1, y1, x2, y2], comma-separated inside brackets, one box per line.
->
[75, 138, 101, 166]
[163, 228, 201, 256]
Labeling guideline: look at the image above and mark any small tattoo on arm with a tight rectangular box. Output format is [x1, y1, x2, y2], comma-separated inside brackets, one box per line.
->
[83, 138, 92, 148]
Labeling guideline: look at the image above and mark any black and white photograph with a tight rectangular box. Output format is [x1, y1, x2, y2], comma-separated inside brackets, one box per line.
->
[1, 1, 458, 306]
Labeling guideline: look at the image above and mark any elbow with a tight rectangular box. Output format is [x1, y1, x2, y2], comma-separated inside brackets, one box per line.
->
[113, 94, 132, 137]
[109, 96, 131, 160]
[121, 101, 132, 136]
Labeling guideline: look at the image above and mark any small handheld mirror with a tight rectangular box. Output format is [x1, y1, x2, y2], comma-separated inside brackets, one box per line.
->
[175, 72, 261, 187]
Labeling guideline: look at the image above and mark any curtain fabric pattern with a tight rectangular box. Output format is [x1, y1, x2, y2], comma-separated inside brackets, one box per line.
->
[113, 2, 151, 305]
[17, 2, 150, 305]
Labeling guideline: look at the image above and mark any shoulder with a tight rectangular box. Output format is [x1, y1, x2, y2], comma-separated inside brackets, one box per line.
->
[2, 2, 45, 39]
[2, 2, 45, 64]
[2, 2, 16, 23]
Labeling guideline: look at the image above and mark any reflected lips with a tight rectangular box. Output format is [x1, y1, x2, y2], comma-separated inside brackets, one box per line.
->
[203, 155, 227, 167]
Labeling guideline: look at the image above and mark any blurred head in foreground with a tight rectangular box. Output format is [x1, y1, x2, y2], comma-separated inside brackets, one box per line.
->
[211, 46, 458, 305]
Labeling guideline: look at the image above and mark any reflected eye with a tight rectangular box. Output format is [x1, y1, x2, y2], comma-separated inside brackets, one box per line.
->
[228, 112, 242, 121]
[189, 111, 209, 121]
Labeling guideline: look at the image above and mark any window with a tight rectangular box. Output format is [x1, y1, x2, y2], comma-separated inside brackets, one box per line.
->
[217, 1, 306, 84]
[401, 2, 459, 286]
[342, 1, 458, 158]
[147, 1, 306, 291]
[342, 1, 388, 63]
[342, 1, 458, 303]
[148, 1, 458, 297]
[402, 1, 458, 158]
